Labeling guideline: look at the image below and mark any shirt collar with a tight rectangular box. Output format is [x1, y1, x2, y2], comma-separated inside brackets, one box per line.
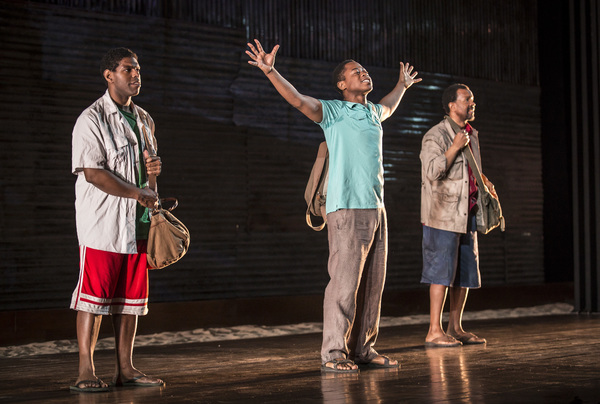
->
[102, 89, 137, 117]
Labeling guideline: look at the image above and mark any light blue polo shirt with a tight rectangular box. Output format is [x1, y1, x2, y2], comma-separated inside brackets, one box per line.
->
[317, 99, 385, 214]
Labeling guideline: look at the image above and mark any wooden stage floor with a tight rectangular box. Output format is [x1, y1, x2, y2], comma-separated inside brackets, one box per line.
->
[0, 314, 598, 403]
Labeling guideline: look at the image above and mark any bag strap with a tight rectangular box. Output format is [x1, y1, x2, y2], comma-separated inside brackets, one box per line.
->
[463, 144, 487, 191]
[305, 142, 328, 231]
[306, 204, 326, 231]
[307, 142, 328, 201]
[137, 108, 156, 155]
[152, 197, 179, 216]
[138, 108, 158, 193]
[444, 117, 504, 232]
[444, 116, 488, 192]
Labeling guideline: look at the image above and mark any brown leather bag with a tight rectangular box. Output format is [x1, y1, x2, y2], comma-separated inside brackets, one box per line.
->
[304, 142, 329, 231]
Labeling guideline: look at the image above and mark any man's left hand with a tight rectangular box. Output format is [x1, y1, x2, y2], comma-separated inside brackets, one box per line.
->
[145, 154, 162, 177]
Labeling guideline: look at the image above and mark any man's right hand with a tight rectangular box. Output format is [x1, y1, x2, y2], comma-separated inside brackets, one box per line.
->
[244, 39, 323, 123]
[453, 129, 470, 149]
[136, 187, 158, 209]
[444, 129, 470, 168]
[246, 39, 279, 75]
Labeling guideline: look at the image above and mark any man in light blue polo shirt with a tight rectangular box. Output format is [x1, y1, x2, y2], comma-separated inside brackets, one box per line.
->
[247, 40, 421, 373]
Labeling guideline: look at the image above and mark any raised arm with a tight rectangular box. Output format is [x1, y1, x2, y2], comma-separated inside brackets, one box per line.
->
[378, 62, 422, 121]
[246, 39, 323, 122]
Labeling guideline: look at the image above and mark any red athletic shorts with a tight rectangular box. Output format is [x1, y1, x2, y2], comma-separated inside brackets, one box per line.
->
[70, 241, 149, 316]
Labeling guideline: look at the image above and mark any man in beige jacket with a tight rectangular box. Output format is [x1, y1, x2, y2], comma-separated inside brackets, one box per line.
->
[420, 83, 497, 347]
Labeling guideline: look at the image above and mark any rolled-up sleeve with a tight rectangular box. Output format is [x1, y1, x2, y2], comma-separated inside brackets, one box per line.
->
[72, 112, 106, 175]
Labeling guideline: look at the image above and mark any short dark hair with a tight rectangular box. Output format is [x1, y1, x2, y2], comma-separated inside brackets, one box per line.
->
[100, 47, 138, 78]
[442, 83, 470, 114]
[332, 59, 356, 94]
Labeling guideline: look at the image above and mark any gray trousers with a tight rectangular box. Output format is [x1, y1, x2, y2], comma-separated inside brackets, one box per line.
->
[321, 208, 388, 364]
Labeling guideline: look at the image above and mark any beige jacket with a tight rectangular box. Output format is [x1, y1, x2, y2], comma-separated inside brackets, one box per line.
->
[420, 119, 483, 233]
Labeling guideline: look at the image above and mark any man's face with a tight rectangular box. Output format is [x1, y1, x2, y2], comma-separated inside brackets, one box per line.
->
[105, 57, 141, 103]
[338, 62, 373, 95]
[451, 88, 476, 122]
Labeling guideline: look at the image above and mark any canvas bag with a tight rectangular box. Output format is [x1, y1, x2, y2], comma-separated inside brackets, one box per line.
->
[140, 114, 191, 269]
[304, 141, 329, 231]
[463, 147, 505, 234]
[147, 197, 191, 269]
[446, 116, 505, 234]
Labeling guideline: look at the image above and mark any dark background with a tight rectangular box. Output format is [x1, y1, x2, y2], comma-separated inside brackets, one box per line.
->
[0, 0, 597, 343]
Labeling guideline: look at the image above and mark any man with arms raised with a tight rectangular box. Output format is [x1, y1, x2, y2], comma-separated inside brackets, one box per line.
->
[246, 40, 421, 372]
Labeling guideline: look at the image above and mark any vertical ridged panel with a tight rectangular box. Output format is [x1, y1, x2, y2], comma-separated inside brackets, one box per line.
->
[0, 0, 543, 310]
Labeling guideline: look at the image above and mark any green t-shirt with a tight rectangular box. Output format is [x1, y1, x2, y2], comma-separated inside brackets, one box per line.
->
[317, 99, 385, 214]
[118, 106, 151, 240]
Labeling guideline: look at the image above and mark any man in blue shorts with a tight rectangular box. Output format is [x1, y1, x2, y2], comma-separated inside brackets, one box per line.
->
[420, 83, 497, 347]
[246, 39, 421, 372]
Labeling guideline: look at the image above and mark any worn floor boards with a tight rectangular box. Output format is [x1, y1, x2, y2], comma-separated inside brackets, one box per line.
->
[0, 314, 598, 403]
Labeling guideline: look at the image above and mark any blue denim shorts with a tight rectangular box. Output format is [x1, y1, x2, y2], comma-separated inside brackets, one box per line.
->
[420, 214, 480, 288]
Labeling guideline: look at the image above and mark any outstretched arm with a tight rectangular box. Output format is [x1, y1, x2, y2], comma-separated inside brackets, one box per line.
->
[378, 62, 422, 121]
[246, 39, 323, 122]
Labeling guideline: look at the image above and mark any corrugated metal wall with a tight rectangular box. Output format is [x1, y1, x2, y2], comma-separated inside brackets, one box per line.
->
[34, 0, 539, 85]
[0, 0, 543, 311]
